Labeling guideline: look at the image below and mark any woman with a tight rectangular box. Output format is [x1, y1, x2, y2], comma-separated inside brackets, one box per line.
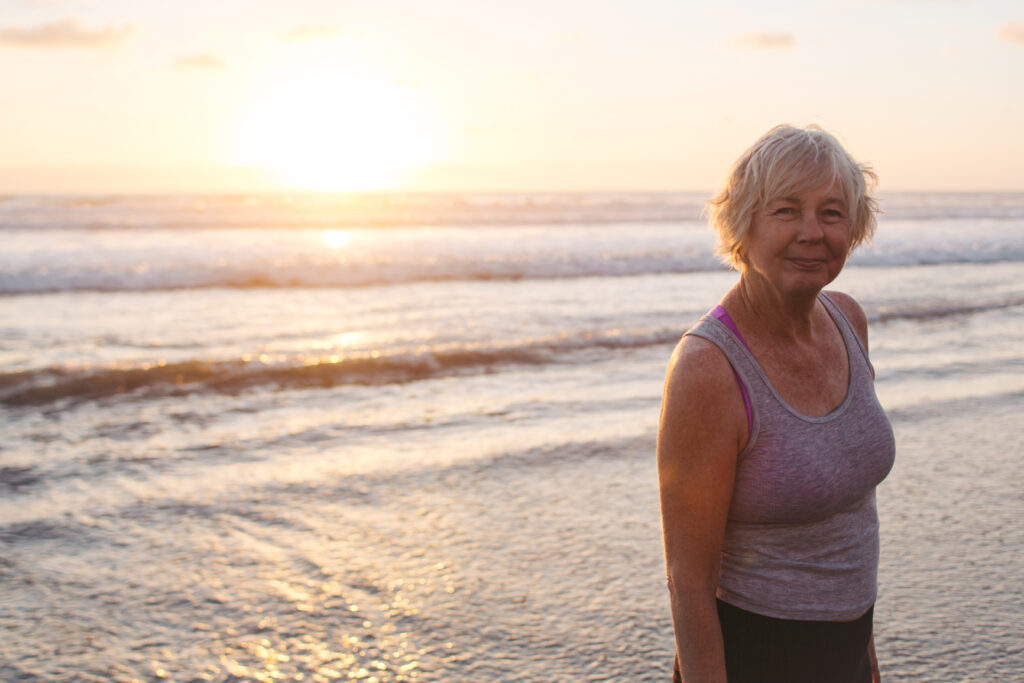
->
[657, 125, 895, 683]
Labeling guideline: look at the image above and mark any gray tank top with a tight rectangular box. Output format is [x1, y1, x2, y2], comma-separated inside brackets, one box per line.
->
[685, 293, 895, 621]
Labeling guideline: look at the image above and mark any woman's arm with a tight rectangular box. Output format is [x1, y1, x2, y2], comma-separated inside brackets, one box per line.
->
[869, 633, 881, 683]
[657, 335, 747, 682]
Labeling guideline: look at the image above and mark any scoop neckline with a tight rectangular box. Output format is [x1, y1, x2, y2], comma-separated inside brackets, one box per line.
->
[711, 294, 855, 423]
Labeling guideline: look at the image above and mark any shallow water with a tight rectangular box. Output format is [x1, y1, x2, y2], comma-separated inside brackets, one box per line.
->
[2, 193, 1023, 681]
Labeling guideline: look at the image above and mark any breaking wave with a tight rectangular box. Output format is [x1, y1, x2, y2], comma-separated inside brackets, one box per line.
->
[0, 327, 685, 408]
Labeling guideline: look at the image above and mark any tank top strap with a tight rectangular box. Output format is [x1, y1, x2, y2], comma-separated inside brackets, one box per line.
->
[818, 293, 875, 380]
[709, 305, 754, 433]
[685, 293, 873, 442]
[683, 313, 762, 451]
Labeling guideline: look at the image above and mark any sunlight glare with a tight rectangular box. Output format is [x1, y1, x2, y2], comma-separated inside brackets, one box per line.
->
[237, 69, 437, 192]
[323, 229, 352, 249]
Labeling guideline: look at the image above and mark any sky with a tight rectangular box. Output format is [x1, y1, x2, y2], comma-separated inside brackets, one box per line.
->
[0, 0, 1022, 193]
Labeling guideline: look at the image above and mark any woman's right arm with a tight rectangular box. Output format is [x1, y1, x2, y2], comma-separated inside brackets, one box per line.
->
[657, 335, 747, 683]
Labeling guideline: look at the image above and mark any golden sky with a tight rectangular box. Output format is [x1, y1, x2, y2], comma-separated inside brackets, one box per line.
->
[1, 0, 1022, 193]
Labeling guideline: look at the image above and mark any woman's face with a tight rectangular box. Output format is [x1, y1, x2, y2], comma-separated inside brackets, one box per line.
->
[741, 180, 853, 299]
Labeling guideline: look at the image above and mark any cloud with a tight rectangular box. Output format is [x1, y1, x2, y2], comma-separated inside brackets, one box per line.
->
[735, 32, 796, 49]
[0, 18, 132, 48]
[996, 22, 1024, 44]
[278, 24, 340, 43]
[174, 53, 226, 69]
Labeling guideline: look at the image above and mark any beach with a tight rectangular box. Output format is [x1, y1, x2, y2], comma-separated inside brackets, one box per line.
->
[1, 192, 1023, 682]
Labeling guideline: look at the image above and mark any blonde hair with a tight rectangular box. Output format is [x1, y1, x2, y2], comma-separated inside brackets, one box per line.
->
[707, 124, 879, 269]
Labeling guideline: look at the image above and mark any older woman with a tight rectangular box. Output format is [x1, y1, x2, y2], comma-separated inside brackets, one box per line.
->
[657, 125, 895, 683]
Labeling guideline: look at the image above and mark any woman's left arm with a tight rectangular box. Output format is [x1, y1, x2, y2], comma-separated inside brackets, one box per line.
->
[829, 289, 880, 682]
[869, 633, 881, 682]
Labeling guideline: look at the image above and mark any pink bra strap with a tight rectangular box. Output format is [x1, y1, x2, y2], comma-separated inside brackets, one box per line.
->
[710, 306, 754, 435]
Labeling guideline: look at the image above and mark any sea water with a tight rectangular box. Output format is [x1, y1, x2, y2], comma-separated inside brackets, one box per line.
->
[1, 193, 1022, 681]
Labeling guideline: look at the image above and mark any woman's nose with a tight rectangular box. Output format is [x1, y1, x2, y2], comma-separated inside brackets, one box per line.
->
[796, 212, 825, 242]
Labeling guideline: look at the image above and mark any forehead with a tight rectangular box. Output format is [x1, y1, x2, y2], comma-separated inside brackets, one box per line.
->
[767, 179, 849, 205]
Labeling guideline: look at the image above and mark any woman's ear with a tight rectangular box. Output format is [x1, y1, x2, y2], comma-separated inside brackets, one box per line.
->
[733, 242, 747, 269]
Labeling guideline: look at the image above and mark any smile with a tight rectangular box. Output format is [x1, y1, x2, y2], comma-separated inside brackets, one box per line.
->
[787, 257, 826, 269]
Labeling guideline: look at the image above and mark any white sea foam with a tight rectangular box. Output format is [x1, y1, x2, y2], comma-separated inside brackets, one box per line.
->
[2, 195, 1024, 294]
[3, 192, 1024, 231]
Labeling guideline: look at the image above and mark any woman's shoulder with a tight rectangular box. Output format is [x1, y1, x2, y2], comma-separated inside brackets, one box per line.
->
[822, 290, 869, 350]
[663, 332, 742, 408]
[660, 330, 749, 463]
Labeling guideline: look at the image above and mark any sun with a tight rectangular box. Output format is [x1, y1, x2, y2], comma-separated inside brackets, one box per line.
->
[234, 69, 437, 192]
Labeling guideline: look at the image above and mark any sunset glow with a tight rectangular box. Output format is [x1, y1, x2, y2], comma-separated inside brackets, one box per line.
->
[0, 1, 1021, 192]
[322, 230, 352, 249]
[233, 70, 437, 192]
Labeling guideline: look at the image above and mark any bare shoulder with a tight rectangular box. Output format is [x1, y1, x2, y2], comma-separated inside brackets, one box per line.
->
[657, 333, 744, 574]
[824, 289, 869, 350]
[663, 333, 739, 402]
[659, 333, 747, 462]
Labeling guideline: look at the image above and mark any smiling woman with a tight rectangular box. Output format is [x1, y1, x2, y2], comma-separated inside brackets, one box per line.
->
[233, 69, 438, 192]
[659, 124, 890, 683]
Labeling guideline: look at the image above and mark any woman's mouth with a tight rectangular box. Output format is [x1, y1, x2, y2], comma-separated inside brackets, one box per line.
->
[788, 257, 825, 269]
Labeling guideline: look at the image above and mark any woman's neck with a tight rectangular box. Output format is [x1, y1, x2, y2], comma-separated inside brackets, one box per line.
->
[726, 274, 823, 344]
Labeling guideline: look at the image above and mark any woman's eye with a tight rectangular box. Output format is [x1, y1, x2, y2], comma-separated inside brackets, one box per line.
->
[822, 209, 846, 221]
[771, 207, 796, 217]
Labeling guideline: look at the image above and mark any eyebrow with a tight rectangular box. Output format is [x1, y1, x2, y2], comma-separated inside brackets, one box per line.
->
[773, 196, 847, 205]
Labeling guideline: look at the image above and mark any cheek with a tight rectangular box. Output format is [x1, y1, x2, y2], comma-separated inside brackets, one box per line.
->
[827, 226, 854, 255]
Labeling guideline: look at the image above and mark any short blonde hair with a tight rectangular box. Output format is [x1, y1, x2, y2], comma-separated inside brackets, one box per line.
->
[706, 124, 879, 269]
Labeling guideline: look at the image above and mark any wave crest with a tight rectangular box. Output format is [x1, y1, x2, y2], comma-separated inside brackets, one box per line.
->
[0, 328, 684, 408]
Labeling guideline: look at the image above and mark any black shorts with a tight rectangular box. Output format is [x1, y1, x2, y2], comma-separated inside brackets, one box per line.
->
[673, 599, 873, 683]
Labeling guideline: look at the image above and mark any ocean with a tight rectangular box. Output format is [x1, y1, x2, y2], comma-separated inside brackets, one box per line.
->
[1, 192, 1022, 682]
